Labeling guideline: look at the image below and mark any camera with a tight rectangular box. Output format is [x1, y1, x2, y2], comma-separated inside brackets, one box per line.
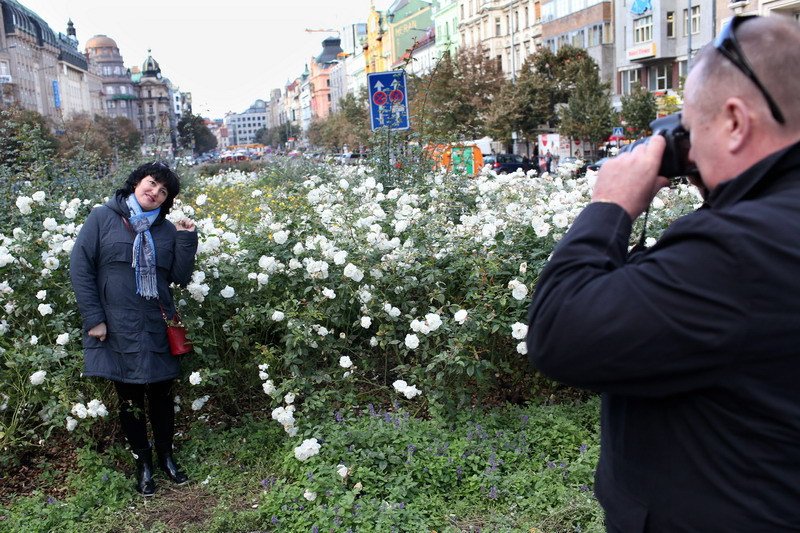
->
[618, 113, 698, 179]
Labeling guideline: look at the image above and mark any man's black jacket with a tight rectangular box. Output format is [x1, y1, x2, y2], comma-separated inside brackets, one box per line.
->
[527, 141, 800, 531]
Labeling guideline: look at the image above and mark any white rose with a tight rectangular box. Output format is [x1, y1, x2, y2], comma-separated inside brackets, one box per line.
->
[29, 370, 47, 386]
[56, 332, 70, 346]
[339, 356, 353, 369]
[195, 194, 208, 206]
[32, 191, 46, 203]
[220, 285, 235, 298]
[271, 311, 285, 321]
[37, 303, 53, 316]
[273, 230, 289, 244]
[454, 309, 468, 324]
[189, 371, 202, 385]
[360, 316, 372, 328]
[404, 334, 420, 350]
[336, 464, 349, 478]
[516, 341, 528, 355]
[511, 322, 528, 340]
[303, 489, 317, 501]
[43, 218, 58, 231]
[66, 416, 78, 432]
[36, 290, 47, 300]
[284, 392, 296, 405]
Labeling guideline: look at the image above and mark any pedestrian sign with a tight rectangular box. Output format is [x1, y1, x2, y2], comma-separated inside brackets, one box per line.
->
[368, 70, 410, 131]
[612, 126, 624, 138]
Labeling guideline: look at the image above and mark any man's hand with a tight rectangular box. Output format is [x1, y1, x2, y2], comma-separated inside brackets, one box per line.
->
[592, 135, 670, 220]
[88, 322, 107, 342]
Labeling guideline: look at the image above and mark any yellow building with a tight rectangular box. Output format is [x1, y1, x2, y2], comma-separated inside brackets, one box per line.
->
[364, 4, 390, 73]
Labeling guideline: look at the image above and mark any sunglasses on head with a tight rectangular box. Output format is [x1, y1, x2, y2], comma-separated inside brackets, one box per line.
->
[714, 15, 785, 124]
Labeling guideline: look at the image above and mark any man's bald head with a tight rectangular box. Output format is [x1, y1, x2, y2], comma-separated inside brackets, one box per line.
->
[689, 16, 800, 136]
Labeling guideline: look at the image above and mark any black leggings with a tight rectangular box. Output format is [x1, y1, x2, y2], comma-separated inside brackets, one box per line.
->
[114, 380, 175, 453]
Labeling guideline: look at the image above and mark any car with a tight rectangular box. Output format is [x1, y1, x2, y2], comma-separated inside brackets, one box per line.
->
[339, 153, 365, 166]
[557, 156, 590, 176]
[483, 153, 536, 174]
[585, 157, 609, 172]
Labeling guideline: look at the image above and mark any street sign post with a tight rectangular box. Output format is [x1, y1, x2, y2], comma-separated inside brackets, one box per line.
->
[612, 126, 624, 138]
[368, 70, 410, 131]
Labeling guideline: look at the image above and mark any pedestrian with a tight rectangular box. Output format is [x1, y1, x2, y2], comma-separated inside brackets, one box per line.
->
[545, 151, 553, 173]
[526, 16, 800, 530]
[70, 162, 198, 496]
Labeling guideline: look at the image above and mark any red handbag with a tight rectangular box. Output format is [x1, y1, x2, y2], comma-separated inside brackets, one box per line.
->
[161, 306, 192, 356]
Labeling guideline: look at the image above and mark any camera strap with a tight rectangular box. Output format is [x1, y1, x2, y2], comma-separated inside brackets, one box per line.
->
[628, 205, 652, 256]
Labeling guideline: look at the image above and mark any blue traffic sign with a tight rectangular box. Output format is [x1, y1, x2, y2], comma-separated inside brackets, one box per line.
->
[612, 126, 624, 137]
[368, 70, 410, 131]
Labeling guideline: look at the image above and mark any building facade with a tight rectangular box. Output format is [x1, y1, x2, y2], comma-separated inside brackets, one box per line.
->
[542, 0, 614, 84]
[225, 99, 267, 146]
[0, 0, 97, 118]
[458, 0, 543, 79]
[433, 0, 460, 58]
[364, 5, 390, 73]
[309, 36, 344, 120]
[85, 34, 139, 123]
[387, 0, 434, 69]
[614, 0, 714, 101]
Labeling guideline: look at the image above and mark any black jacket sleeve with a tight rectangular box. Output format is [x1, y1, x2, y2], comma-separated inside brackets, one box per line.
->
[170, 230, 198, 287]
[69, 207, 106, 331]
[526, 202, 747, 397]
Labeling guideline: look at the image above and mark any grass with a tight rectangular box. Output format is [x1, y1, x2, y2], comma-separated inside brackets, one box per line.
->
[0, 399, 603, 533]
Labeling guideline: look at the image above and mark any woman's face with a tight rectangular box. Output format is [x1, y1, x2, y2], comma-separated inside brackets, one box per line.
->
[133, 175, 169, 211]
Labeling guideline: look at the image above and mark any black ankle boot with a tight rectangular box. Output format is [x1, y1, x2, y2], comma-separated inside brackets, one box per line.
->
[133, 447, 156, 496]
[158, 452, 189, 485]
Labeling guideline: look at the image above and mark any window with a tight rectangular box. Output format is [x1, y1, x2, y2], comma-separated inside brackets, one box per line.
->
[515, 10, 519, 31]
[691, 6, 700, 34]
[495, 17, 501, 36]
[0, 61, 10, 76]
[677, 60, 688, 87]
[666, 12, 675, 38]
[525, 6, 529, 27]
[648, 64, 672, 91]
[589, 25, 602, 46]
[496, 54, 502, 70]
[461, 4, 464, 19]
[572, 29, 584, 47]
[107, 86, 115, 95]
[621, 68, 641, 95]
[634, 15, 653, 44]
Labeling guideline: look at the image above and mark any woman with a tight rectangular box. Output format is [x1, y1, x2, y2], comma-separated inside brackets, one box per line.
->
[70, 162, 198, 496]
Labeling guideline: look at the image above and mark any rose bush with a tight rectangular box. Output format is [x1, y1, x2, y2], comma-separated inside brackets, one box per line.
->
[0, 159, 701, 463]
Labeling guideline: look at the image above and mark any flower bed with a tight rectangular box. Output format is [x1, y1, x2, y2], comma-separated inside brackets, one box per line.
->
[0, 160, 702, 464]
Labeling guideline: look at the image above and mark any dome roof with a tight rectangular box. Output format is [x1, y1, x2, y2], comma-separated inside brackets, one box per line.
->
[142, 49, 161, 77]
[85, 34, 118, 49]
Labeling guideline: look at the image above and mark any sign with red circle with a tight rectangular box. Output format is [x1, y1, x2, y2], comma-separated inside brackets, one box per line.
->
[389, 89, 404, 104]
[372, 91, 388, 106]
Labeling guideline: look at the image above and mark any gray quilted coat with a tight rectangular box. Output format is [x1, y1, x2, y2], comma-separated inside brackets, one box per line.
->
[69, 194, 198, 383]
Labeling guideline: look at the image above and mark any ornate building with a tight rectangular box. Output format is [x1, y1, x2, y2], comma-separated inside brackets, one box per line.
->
[0, 0, 99, 118]
[85, 34, 139, 123]
[135, 51, 178, 155]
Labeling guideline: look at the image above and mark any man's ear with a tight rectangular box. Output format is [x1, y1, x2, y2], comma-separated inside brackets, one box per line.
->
[724, 97, 751, 153]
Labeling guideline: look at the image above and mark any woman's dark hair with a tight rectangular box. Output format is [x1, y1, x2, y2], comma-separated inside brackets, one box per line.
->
[116, 162, 181, 214]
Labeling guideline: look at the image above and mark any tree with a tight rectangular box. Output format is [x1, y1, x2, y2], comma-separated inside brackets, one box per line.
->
[0, 106, 57, 180]
[487, 45, 598, 141]
[408, 46, 506, 141]
[621, 85, 658, 138]
[177, 113, 217, 154]
[558, 60, 616, 153]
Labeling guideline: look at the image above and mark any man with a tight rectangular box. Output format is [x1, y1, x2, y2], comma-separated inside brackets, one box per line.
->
[527, 16, 800, 531]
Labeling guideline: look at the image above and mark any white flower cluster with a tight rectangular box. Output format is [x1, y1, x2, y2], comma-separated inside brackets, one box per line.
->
[69, 398, 109, 430]
[186, 271, 210, 303]
[392, 379, 422, 399]
[189, 371, 202, 385]
[192, 395, 210, 411]
[508, 279, 528, 301]
[410, 313, 443, 335]
[294, 437, 321, 462]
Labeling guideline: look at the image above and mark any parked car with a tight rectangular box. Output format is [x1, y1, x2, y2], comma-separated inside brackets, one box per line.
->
[483, 153, 536, 174]
[585, 157, 609, 172]
[557, 156, 590, 176]
[339, 153, 365, 166]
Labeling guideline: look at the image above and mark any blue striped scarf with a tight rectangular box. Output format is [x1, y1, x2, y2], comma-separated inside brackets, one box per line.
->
[125, 195, 161, 299]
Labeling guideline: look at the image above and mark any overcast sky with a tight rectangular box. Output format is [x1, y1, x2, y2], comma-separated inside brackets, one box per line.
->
[20, 0, 390, 119]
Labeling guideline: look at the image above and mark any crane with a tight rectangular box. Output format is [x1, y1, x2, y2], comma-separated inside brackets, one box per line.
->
[304, 28, 340, 35]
